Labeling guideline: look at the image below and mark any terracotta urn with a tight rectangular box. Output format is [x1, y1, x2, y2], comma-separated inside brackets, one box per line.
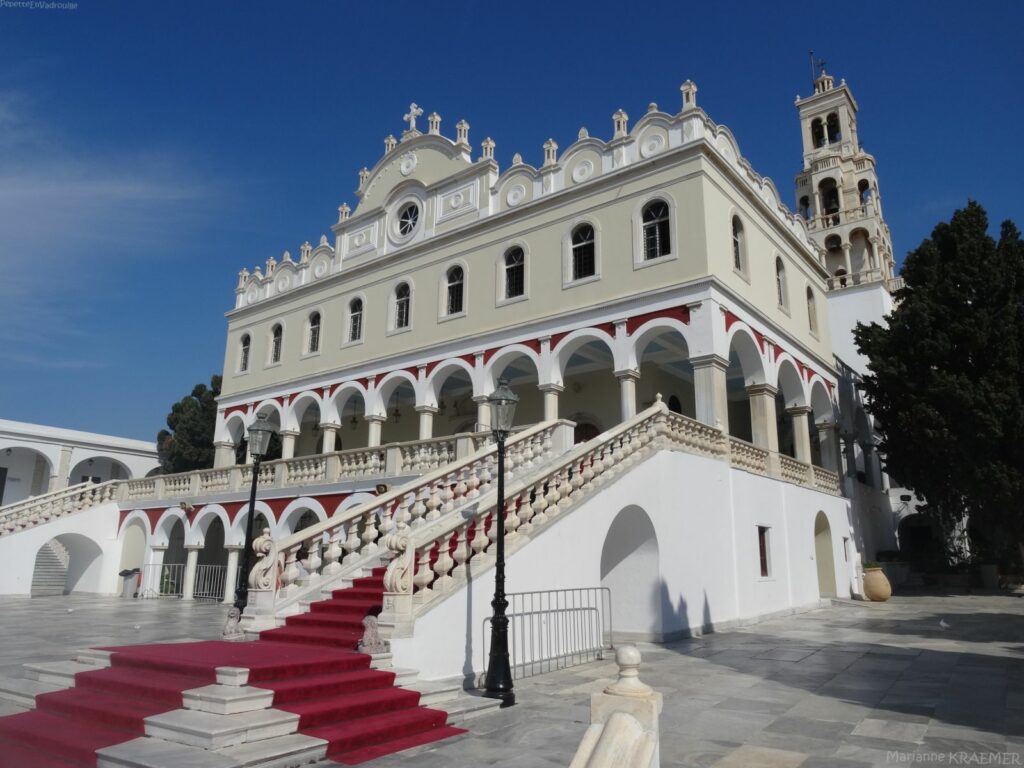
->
[863, 567, 892, 602]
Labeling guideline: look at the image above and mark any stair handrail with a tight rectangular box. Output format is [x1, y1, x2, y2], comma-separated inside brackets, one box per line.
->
[0, 480, 121, 537]
[243, 419, 576, 615]
[0, 481, 92, 515]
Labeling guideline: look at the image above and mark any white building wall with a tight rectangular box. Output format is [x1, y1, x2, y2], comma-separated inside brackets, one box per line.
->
[391, 449, 852, 681]
[826, 283, 893, 377]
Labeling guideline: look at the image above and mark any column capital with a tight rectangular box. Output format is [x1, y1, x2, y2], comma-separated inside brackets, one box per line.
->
[815, 419, 838, 432]
[318, 422, 339, 430]
[364, 414, 387, 424]
[278, 429, 300, 438]
[472, 394, 490, 404]
[785, 405, 813, 417]
[690, 353, 729, 372]
[537, 383, 564, 394]
[745, 383, 778, 398]
[214, 440, 235, 449]
[614, 369, 640, 382]
[185, 544, 204, 552]
[150, 544, 168, 552]
[841, 242, 852, 253]
[225, 544, 244, 552]
[414, 405, 439, 415]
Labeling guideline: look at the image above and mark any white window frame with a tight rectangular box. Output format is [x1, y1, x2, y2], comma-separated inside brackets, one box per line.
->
[632, 194, 677, 269]
[388, 192, 426, 247]
[303, 310, 323, 358]
[388, 278, 414, 336]
[344, 294, 366, 347]
[267, 322, 285, 367]
[562, 219, 602, 289]
[775, 257, 789, 314]
[806, 285, 819, 338]
[237, 333, 251, 375]
[496, 243, 529, 307]
[731, 213, 748, 280]
[439, 261, 468, 322]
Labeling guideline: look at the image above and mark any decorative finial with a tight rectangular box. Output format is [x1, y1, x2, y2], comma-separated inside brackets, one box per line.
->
[612, 109, 629, 139]
[681, 80, 698, 112]
[264, 256, 276, 275]
[319, 234, 328, 246]
[647, 102, 658, 113]
[384, 134, 397, 152]
[512, 152, 523, 166]
[338, 202, 351, 223]
[252, 266, 264, 280]
[402, 102, 423, 133]
[604, 646, 654, 698]
[236, 267, 249, 289]
[542, 138, 558, 168]
[281, 250, 292, 263]
[655, 392, 663, 402]
[300, 242, 312, 261]
[427, 112, 441, 135]
[578, 127, 589, 140]
[481, 137, 495, 160]
[358, 167, 369, 190]
[455, 119, 470, 147]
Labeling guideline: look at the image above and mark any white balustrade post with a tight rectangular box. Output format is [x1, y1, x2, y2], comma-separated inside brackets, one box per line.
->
[366, 416, 385, 448]
[616, 372, 639, 422]
[222, 546, 242, 604]
[691, 354, 729, 431]
[747, 384, 780, 475]
[416, 406, 437, 440]
[279, 430, 299, 460]
[181, 546, 201, 601]
[213, 441, 236, 469]
[538, 384, 562, 421]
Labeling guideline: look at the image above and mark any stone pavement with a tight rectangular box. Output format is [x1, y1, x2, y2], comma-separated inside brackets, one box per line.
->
[2, 593, 1023, 766]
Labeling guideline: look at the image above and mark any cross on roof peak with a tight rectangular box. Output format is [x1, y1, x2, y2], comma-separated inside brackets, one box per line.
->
[403, 103, 424, 133]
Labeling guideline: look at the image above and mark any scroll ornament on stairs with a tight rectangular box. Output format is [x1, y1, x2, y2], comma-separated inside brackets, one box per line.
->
[382, 521, 413, 594]
[248, 527, 279, 590]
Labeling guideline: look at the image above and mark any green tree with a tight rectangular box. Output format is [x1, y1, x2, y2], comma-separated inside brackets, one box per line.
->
[854, 202, 1024, 565]
[157, 375, 222, 473]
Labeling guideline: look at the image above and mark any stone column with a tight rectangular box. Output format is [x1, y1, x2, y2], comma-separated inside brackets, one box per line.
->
[49, 445, 74, 492]
[616, 372, 640, 422]
[279, 430, 299, 460]
[745, 385, 779, 453]
[213, 441, 236, 469]
[786, 406, 813, 464]
[538, 384, 563, 421]
[320, 425, 338, 453]
[366, 416, 385, 447]
[416, 407, 437, 440]
[691, 355, 729, 431]
[222, 546, 242, 605]
[816, 421, 840, 472]
[473, 396, 491, 431]
[841, 435, 857, 477]
[181, 546, 201, 601]
[841, 243, 853, 280]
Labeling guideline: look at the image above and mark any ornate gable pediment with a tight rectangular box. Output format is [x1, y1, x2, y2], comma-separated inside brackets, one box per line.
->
[354, 135, 472, 215]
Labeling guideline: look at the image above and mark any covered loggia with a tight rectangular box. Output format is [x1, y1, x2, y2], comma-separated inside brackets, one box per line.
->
[725, 329, 766, 444]
[849, 227, 875, 275]
[600, 505, 662, 640]
[554, 332, 618, 442]
[632, 324, 695, 419]
[809, 381, 839, 470]
[814, 511, 838, 598]
[290, 395, 324, 457]
[483, 346, 544, 429]
[425, 362, 478, 438]
[67, 455, 131, 485]
[0, 446, 53, 505]
[774, 358, 807, 460]
[190, 508, 230, 601]
[377, 373, 420, 445]
[330, 385, 370, 451]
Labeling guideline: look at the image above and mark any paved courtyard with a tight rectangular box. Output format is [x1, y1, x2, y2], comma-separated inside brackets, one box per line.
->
[1, 593, 1022, 766]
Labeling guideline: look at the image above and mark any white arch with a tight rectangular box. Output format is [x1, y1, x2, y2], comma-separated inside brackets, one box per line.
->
[628, 317, 693, 371]
[229, 500, 275, 544]
[809, 379, 836, 423]
[186, 504, 231, 547]
[482, 344, 543, 394]
[152, 507, 188, 547]
[725, 325, 767, 386]
[552, 328, 619, 385]
[424, 358, 478, 408]
[774, 356, 807, 409]
[220, 411, 248, 445]
[250, 399, 285, 426]
[119, 509, 154, 538]
[325, 382, 369, 425]
[335, 492, 376, 517]
[286, 391, 325, 432]
[68, 454, 133, 482]
[373, 370, 420, 416]
[276, 497, 328, 539]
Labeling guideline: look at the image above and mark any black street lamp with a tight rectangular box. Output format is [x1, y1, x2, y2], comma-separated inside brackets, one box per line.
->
[483, 378, 518, 707]
[233, 412, 277, 614]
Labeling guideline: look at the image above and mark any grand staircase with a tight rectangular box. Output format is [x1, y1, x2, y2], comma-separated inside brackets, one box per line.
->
[30, 540, 69, 597]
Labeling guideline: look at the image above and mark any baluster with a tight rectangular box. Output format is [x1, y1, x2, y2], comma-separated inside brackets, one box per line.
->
[450, 523, 471, 579]
[570, 457, 585, 501]
[530, 480, 550, 529]
[280, 546, 301, 597]
[360, 508, 380, 553]
[558, 465, 574, 509]
[342, 520, 361, 563]
[516, 488, 534, 533]
[441, 475, 456, 514]
[478, 457, 494, 496]
[323, 527, 344, 575]
[453, 468, 468, 506]
[395, 491, 412, 527]
[413, 544, 435, 599]
[303, 535, 322, 585]
[433, 534, 455, 592]
[410, 484, 428, 525]
[541, 426, 553, 460]
[470, 516, 489, 561]
[466, 460, 481, 499]
[503, 498, 518, 538]
[425, 480, 443, 521]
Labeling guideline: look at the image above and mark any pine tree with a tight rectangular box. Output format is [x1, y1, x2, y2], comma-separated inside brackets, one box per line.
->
[156, 375, 222, 473]
[855, 202, 1024, 565]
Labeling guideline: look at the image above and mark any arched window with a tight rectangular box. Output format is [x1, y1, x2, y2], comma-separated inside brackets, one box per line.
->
[239, 334, 250, 372]
[775, 258, 787, 309]
[307, 312, 321, 354]
[395, 283, 411, 329]
[799, 196, 811, 220]
[668, 395, 682, 414]
[504, 247, 525, 299]
[818, 178, 840, 224]
[446, 266, 464, 315]
[731, 216, 745, 273]
[806, 287, 818, 333]
[826, 112, 841, 144]
[270, 324, 282, 364]
[858, 179, 871, 205]
[571, 224, 596, 281]
[811, 118, 825, 149]
[642, 200, 671, 260]
[348, 298, 363, 342]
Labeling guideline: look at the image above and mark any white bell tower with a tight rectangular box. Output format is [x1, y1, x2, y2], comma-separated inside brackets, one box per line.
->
[794, 63, 896, 292]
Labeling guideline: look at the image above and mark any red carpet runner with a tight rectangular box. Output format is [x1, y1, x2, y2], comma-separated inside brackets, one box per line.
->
[0, 568, 464, 767]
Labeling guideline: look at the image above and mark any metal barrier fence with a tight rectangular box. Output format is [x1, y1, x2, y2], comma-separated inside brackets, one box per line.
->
[482, 587, 613, 680]
[193, 564, 227, 601]
[139, 563, 241, 601]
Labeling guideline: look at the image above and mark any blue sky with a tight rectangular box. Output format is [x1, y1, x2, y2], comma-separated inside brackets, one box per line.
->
[1, 1, 1021, 440]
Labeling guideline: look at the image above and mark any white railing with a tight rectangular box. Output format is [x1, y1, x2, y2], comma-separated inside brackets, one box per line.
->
[377, 400, 841, 634]
[482, 587, 613, 680]
[242, 420, 574, 618]
[812, 465, 840, 494]
[825, 267, 887, 291]
[193, 564, 228, 601]
[141, 562, 186, 598]
[0, 481, 120, 537]
[779, 453, 812, 485]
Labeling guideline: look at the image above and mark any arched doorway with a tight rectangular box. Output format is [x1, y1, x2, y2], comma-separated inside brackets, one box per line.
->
[31, 533, 104, 597]
[572, 421, 601, 444]
[600, 506, 661, 638]
[814, 512, 837, 598]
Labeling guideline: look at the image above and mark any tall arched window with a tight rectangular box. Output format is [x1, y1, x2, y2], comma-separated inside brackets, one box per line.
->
[270, 324, 282, 364]
[446, 266, 464, 315]
[307, 312, 321, 354]
[395, 283, 411, 329]
[348, 298, 363, 342]
[571, 224, 596, 281]
[239, 334, 250, 372]
[505, 247, 525, 299]
[806, 287, 818, 334]
[811, 118, 825, 149]
[642, 200, 671, 260]
[775, 258, 787, 309]
[731, 216, 745, 273]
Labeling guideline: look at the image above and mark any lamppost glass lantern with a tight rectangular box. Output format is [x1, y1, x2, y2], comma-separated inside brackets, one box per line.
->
[489, 378, 519, 437]
[247, 413, 276, 459]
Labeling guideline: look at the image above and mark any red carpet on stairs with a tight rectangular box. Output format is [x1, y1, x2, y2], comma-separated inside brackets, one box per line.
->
[0, 567, 465, 767]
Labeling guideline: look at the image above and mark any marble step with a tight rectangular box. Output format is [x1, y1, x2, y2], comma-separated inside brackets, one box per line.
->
[23, 659, 95, 685]
[182, 684, 276, 716]
[98, 732, 328, 768]
[75, 648, 113, 667]
[442, 692, 504, 724]
[144, 707, 300, 749]
[0, 675, 63, 707]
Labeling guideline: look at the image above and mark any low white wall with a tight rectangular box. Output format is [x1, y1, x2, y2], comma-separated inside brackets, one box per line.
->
[0, 502, 123, 596]
[391, 450, 853, 681]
